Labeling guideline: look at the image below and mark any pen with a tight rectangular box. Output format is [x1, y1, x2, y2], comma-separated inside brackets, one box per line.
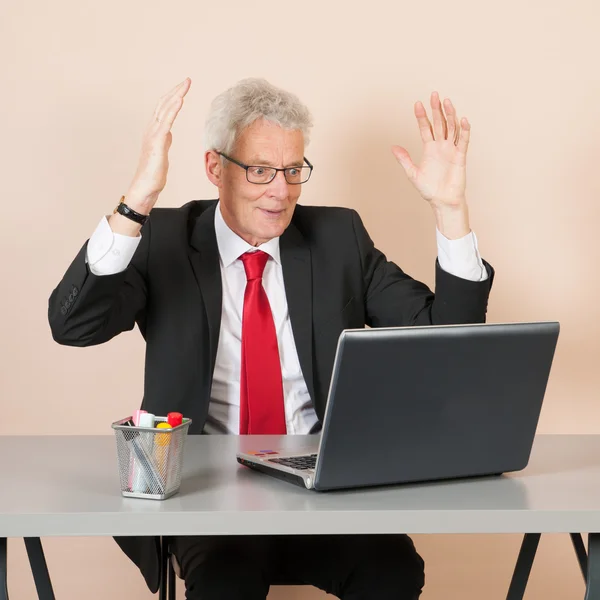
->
[127, 435, 165, 495]
[129, 410, 147, 491]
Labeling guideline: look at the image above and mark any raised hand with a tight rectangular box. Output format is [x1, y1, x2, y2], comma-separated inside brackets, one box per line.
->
[125, 78, 192, 214]
[392, 92, 469, 209]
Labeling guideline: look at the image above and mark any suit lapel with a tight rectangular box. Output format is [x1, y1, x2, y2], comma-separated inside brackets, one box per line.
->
[280, 221, 315, 405]
[188, 203, 222, 373]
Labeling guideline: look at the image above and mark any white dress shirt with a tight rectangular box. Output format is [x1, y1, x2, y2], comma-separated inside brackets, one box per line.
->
[86, 204, 488, 434]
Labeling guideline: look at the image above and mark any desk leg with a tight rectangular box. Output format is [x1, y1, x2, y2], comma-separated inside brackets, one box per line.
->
[168, 555, 176, 600]
[159, 537, 168, 600]
[0, 538, 7, 600]
[571, 533, 588, 582]
[506, 533, 541, 600]
[585, 533, 600, 599]
[23, 538, 55, 600]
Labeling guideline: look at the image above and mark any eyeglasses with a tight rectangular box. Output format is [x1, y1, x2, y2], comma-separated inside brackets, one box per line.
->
[218, 152, 313, 185]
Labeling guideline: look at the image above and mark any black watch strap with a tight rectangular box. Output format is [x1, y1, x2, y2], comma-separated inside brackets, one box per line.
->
[114, 196, 149, 225]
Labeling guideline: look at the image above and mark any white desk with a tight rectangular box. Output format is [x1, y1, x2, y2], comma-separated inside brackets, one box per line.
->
[1, 434, 599, 598]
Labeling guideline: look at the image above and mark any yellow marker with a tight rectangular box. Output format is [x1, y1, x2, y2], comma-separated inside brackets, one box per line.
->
[155, 422, 172, 488]
[156, 422, 172, 445]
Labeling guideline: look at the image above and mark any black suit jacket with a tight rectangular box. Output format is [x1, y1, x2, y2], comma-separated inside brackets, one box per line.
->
[48, 200, 494, 591]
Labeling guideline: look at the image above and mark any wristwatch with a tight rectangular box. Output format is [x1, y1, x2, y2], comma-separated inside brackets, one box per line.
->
[113, 196, 149, 225]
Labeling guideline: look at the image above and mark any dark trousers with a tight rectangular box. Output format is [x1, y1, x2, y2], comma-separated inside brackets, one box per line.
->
[172, 533, 425, 600]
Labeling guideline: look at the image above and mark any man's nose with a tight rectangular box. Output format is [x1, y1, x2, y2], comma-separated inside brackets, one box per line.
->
[267, 170, 289, 197]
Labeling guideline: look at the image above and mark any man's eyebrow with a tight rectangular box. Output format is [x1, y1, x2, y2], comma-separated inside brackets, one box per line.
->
[247, 157, 304, 167]
[246, 157, 276, 166]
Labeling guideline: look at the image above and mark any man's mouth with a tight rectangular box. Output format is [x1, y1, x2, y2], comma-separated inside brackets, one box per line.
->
[259, 208, 284, 217]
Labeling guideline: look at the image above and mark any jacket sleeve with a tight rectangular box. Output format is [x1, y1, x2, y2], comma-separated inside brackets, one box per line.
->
[351, 210, 494, 327]
[48, 220, 151, 346]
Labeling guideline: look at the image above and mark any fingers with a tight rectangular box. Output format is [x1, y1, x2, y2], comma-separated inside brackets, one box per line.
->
[156, 78, 191, 113]
[169, 77, 191, 96]
[430, 92, 447, 140]
[414, 101, 434, 143]
[443, 98, 460, 144]
[391, 145, 418, 182]
[153, 78, 191, 126]
[155, 94, 185, 132]
[419, 93, 468, 149]
[457, 117, 471, 154]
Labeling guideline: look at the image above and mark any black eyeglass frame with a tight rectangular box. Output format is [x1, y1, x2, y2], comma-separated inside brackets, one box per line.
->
[218, 152, 314, 185]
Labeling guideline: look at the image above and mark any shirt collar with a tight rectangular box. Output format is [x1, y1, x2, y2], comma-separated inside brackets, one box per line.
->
[214, 201, 281, 268]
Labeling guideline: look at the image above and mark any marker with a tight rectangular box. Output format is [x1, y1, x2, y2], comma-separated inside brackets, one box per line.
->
[167, 413, 184, 465]
[155, 422, 173, 489]
[156, 422, 173, 439]
[132, 410, 147, 426]
[131, 413, 157, 493]
[138, 413, 155, 428]
[167, 412, 183, 427]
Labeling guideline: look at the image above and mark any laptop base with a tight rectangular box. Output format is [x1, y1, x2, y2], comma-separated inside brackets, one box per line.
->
[237, 456, 312, 489]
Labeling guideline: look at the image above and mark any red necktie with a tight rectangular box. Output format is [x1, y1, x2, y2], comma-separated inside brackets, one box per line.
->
[239, 250, 287, 435]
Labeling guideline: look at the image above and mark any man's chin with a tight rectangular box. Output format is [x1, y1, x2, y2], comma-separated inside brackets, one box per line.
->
[253, 221, 290, 244]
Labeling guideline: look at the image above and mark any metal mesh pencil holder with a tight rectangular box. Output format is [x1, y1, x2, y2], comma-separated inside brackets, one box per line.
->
[112, 416, 192, 500]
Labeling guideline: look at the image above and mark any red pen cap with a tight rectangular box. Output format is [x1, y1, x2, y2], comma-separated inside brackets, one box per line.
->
[167, 412, 183, 427]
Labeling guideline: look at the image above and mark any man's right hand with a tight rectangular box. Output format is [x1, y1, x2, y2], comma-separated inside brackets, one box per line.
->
[109, 78, 192, 236]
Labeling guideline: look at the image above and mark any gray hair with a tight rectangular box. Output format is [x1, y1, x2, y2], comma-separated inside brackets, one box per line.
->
[204, 78, 313, 154]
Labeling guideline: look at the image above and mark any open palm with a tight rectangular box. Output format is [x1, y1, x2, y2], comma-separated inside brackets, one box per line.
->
[392, 92, 470, 208]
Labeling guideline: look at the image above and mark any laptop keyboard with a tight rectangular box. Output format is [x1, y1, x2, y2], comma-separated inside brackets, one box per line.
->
[268, 454, 317, 470]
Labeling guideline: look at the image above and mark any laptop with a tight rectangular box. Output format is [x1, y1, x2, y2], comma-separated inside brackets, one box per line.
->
[236, 321, 560, 491]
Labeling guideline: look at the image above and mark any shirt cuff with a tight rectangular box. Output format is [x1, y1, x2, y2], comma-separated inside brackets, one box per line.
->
[436, 228, 488, 282]
[86, 216, 142, 276]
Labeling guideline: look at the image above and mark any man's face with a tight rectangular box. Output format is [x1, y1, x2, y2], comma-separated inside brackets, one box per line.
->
[207, 118, 305, 246]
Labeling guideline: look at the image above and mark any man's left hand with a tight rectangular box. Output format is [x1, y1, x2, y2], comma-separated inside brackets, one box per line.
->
[392, 92, 471, 239]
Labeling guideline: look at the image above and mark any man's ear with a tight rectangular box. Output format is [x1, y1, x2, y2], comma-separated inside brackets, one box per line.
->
[205, 151, 223, 188]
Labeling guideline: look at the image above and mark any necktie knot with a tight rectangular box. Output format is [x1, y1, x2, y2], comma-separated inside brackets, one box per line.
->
[240, 250, 269, 281]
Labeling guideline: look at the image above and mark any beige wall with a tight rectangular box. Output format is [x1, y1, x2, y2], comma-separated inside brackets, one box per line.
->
[1, 0, 598, 596]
